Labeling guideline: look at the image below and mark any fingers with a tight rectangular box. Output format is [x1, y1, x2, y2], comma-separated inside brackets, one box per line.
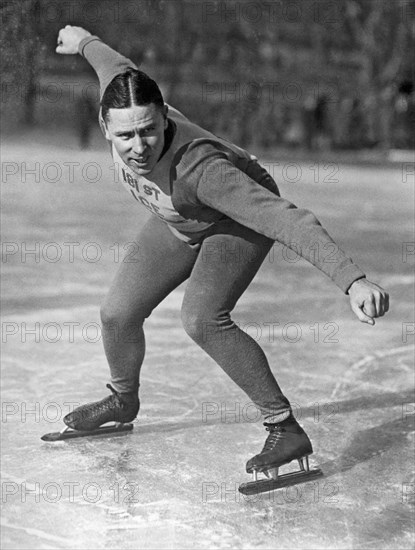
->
[55, 26, 77, 55]
[349, 279, 389, 325]
[56, 28, 66, 54]
[354, 291, 390, 325]
[351, 302, 375, 325]
[363, 299, 376, 318]
[371, 290, 389, 318]
[55, 25, 89, 55]
[384, 292, 390, 313]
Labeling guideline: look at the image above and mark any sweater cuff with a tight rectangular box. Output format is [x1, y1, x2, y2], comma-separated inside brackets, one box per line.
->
[333, 265, 366, 294]
[78, 35, 101, 57]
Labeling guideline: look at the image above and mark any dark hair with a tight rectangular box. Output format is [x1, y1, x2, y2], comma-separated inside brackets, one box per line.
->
[101, 69, 164, 122]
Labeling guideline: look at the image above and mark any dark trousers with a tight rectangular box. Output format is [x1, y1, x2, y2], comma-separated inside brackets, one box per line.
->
[101, 215, 291, 421]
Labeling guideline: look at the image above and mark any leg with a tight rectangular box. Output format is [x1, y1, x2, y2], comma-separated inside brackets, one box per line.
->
[181, 219, 291, 421]
[63, 217, 198, 431]
[101, 216, 198, 394]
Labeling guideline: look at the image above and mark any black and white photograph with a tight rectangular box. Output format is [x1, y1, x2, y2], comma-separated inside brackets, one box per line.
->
[1, 0, 414, 548]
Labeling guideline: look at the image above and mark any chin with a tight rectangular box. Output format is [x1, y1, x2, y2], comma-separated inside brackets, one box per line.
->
[131, 165, 154, 176]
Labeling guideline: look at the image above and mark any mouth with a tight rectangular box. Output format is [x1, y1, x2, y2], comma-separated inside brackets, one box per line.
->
[130, 156, 150, 167]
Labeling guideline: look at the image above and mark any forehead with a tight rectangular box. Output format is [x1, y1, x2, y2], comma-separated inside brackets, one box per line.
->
[107, 104, 162, 130]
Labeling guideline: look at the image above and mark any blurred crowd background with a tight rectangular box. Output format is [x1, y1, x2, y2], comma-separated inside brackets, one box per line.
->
[1, 0, 414, 151]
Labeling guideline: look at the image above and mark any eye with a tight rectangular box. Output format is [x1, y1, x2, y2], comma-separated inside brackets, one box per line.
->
[116, 132, 133, 140]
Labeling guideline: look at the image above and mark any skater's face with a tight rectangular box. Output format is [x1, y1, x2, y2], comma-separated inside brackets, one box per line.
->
[104, 103, 168, 176]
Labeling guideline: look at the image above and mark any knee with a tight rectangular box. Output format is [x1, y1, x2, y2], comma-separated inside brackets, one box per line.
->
[100, 301, 144, 331]
[100, 301, 117, 327]
[181, 308, 206, 343]
[181, 303, 228, 345]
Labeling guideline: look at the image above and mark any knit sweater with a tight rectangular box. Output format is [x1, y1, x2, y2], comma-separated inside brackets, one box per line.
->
[78, 36, 366, 294]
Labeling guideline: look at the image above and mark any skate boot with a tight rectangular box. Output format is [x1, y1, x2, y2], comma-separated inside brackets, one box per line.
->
[246, 414, 312, 476]
[41, 384, 139, 441]
[239, 414, 323, 495]
[63, 384, 139, 430]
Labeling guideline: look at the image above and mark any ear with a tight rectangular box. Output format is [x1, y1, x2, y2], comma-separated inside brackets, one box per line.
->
[99, 109, 111, 140]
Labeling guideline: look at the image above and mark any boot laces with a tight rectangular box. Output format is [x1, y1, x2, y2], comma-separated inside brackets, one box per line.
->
[262, 423, 285, 452]
[105, 384, 126, 410]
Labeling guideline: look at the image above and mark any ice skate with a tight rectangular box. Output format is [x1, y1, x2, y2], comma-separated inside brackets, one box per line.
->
[239, 414, 323, 495]
[41, 384, 139, 441]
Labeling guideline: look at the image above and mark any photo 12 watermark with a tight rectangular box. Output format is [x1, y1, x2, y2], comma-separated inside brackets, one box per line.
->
[201, 401, 340, 424]
[200, 1, 345, 28]
[1, 241, 140, 265]
[1, 479, 139, 505]
[198, 318, 341, 345]
[1, 320, 142, 344]
[201, 479, 341, 505]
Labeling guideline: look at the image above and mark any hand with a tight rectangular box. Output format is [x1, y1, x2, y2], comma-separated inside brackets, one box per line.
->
[56, 25, 91, 55]
[348, 278, 389, 325]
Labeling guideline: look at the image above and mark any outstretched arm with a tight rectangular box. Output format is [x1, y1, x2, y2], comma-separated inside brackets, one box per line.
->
[176, 144, 389, 324]
[56, 25, 138, 98]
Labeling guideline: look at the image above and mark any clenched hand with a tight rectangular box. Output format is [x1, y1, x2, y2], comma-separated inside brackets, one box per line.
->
[56, 25, 91, 55]
[348, 278, 389, 325]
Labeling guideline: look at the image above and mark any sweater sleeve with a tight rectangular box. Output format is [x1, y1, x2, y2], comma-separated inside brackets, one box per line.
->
[177, 144, 366, 294]
[78, 36, 139, 98]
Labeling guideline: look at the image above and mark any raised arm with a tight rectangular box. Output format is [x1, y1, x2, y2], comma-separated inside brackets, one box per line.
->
[56, 25, 138, 98]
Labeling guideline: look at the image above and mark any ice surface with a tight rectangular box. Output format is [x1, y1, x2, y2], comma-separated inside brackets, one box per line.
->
[2, 138, 414, 549]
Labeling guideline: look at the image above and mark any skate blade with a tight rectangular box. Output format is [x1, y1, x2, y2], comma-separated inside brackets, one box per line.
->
[41, 422, 134, 441]
[239, 468, 323, 495]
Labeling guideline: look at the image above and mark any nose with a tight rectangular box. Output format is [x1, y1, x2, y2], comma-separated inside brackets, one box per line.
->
[131, 135, 146, 156]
